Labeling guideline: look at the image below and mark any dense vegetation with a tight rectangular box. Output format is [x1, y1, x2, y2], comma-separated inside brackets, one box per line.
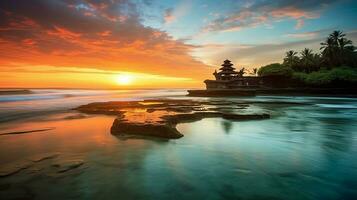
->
[258, 31, 357, 87]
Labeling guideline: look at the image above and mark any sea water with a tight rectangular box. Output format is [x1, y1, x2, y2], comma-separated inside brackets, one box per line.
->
[0, 90, 356, 200]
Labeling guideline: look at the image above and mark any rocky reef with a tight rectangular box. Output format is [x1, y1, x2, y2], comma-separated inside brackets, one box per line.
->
[0, 153, 83, 178]
[76, 99, 270, 139]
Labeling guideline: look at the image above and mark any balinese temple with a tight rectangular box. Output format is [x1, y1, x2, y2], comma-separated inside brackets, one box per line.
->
[213, 59, 240, 80]
[204, 59, 262, 90]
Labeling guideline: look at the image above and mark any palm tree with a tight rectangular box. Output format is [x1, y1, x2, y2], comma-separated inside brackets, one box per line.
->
[320, 30, 356, 67]
[300, 48, 315, 73]
[338, 38, 353, 51]
[320, 37, 336, 67]
[338, 37, 354, 65]
[253, 68, 258, 76]
[283, 50, 299, 70]
[237, 68, 245, 77]
[330, 30, 345, 45]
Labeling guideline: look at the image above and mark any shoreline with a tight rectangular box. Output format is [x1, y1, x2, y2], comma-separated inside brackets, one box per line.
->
[0, 89, 33, 95]
[188, 88, 357, 97]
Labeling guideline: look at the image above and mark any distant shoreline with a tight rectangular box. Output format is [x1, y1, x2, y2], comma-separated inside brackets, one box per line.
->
[0, 89, 33, 95]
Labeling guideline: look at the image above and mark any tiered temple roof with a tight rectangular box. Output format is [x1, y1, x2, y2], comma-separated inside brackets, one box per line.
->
[219, 59, 235, 70]
[214, 60, 239, 80]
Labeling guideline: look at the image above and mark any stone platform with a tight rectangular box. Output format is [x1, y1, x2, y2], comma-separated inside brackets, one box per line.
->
[187, 89, 256, 97]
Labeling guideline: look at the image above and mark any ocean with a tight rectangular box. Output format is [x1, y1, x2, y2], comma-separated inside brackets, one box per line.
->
[0, 89, 357, 199]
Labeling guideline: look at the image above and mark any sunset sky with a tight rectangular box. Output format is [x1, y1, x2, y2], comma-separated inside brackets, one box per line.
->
[1, 0, 357, 88]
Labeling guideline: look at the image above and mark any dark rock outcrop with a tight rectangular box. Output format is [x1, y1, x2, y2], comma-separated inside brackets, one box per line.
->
[76, 99, 270, 139]
[111, 118, 182, 139]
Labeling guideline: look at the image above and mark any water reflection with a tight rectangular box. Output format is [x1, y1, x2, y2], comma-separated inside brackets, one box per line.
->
[221, 120, 233, 134]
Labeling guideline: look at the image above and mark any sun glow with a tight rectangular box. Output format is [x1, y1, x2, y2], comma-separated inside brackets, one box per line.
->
[115, 74, 134, 85]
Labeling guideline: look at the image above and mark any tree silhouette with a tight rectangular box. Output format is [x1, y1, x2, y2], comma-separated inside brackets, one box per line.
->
[283, 50, 300, 70]
[257, 30, 357, 87]
[320, 30, 356, 67]
[248, 68, 258, 76]
[237, 68, 245, 77]
[299, 48, 318, 73]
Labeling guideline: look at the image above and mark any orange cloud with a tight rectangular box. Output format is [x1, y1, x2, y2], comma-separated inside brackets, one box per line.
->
[270, 7, 317, 19]
[0, 0, 211, 88]
[46, 26, 82, 40]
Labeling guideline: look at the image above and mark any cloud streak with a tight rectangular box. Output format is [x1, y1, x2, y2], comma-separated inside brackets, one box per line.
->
[203, 0, 337, 32]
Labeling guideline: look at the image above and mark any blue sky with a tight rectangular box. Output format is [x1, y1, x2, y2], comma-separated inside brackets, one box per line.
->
[140, 0, 357, 67]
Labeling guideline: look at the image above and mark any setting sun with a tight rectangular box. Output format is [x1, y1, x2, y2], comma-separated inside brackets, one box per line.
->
[116, 74, 133, 85]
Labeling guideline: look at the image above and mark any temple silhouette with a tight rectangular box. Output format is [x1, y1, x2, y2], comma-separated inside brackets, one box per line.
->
[204, 59, 261, 90]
